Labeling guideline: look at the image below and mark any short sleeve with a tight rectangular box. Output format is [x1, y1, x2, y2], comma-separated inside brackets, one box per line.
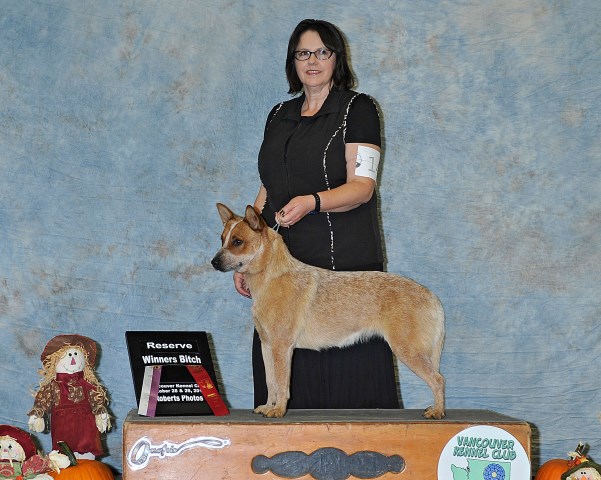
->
[344, 94, 381, 147]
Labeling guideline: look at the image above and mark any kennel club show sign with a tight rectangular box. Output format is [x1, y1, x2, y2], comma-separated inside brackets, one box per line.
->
[126, 331, 227, 416]
[438, 425, 530, 480]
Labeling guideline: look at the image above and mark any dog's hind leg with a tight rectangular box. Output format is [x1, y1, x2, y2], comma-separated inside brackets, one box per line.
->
[419, 365, 445, 420]
[392, 347, 446, 419]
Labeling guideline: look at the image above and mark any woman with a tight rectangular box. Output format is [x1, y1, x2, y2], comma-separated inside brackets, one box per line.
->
[235, 19, 400, 409]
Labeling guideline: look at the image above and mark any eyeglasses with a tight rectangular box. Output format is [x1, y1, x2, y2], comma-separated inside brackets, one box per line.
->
[293, 48, 334, 61]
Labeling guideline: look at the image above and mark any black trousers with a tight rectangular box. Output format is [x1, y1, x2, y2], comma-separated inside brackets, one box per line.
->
[252, 263, 401, 409]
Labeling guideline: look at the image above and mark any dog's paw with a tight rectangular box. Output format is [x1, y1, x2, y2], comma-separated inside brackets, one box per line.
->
[254, 404, 287, 418]
[263, 407, 286, 418]
[253, 405, 270, 415]
[422, 406, 445, 420]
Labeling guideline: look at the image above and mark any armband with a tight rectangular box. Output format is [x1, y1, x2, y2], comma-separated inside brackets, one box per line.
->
[355, 145, 380, 181]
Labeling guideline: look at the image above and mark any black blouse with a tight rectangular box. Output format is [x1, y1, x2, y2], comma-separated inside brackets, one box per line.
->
[258, 89, 384, 270]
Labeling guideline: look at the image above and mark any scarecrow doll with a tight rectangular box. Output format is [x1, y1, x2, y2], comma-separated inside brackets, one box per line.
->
[561, 457, 601, 480]
[0, 424, 68, 479]
[28, 335, 111, 459]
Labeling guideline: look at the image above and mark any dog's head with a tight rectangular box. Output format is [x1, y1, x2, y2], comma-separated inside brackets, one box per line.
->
[211, 203, 268, 273]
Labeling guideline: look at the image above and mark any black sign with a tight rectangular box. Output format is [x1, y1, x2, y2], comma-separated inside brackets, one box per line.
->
[125, 331, 221, 415]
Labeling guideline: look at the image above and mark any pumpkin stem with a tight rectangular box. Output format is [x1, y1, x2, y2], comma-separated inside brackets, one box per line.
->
[57, 441, 78, 467]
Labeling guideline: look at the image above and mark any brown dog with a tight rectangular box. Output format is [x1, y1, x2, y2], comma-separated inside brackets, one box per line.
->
[212, 203, 446, 419]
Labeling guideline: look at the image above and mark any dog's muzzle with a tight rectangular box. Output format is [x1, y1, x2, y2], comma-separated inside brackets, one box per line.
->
[212, 251, 244, 272]
[211, 254, 226, 271]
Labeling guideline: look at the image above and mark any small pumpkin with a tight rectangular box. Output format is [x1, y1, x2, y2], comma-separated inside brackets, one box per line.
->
[49, 442, 113, 480]
[535, 458, 570, 480]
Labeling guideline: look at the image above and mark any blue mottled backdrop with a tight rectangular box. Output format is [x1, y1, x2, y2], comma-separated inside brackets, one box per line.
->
[1, 0, 599, 475]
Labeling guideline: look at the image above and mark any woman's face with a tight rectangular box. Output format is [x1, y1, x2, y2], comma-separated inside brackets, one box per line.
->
[294, 30, 335, 92]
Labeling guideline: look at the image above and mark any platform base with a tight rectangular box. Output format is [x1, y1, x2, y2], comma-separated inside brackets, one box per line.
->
[122, 409, 531, 479]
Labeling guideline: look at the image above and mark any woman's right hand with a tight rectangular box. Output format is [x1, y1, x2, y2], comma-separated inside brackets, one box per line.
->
[234, 272, 251, 298]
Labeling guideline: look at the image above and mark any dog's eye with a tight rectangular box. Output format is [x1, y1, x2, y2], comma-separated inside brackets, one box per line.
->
[232, 238, 243, 247]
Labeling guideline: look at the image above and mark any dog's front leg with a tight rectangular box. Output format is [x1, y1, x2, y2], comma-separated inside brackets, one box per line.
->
[254, 340, 293, 418]
[253, 341, 277, 416]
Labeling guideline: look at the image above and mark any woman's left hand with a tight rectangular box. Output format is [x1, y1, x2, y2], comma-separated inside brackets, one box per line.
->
[275, 195, 315, 227]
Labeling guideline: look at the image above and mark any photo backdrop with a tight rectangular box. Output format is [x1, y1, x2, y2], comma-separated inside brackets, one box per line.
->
[1, 0, 599, 473]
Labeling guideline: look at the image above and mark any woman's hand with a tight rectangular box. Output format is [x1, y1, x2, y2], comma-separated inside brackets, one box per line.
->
[275, 194, 315, 227]
[234, 271, 252, 298]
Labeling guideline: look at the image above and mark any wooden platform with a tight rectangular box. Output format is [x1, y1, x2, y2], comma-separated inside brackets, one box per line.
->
[122, 409, 531, 479]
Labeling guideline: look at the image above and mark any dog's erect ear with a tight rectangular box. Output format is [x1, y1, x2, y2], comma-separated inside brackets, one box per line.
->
[245, 205, 266, 232]
[216, 203, 239, 225]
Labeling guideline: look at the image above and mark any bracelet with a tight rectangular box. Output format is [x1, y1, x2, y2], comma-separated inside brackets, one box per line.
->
[311, 193, 321, 213]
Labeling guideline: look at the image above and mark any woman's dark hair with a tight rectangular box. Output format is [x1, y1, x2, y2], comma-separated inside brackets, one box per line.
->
[285, 19, 356, 94]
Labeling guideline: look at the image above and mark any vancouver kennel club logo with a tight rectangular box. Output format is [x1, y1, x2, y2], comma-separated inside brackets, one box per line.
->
[438, 425, 531, 480]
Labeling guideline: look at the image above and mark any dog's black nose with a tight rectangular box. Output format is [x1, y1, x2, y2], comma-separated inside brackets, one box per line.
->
[211, 256, 220, 270]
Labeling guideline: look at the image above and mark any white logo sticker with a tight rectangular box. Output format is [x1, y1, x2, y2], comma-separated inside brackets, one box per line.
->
[437, 425, 530, 480]
[127, 435, 231, 471]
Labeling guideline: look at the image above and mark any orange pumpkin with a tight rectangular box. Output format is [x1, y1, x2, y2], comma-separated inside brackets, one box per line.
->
[535, 458, 570, 480]
[49, 441, 114, 480]
[49, 458, 114, 480]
